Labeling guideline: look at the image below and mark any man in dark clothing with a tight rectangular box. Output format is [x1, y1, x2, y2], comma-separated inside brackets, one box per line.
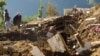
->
[3, 9, 11, 31]
[3, 9, 10, 21]
[13, 12, 22, 29]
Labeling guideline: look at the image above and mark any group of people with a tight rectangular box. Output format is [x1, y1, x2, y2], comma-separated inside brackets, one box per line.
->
[3, 9, 22, 31]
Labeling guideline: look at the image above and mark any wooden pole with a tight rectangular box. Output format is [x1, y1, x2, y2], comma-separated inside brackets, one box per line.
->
[59, 33, 74, 55]
[69, 24, 84, 47]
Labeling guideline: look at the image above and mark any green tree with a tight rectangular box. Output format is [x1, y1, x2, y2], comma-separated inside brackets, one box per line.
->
[23, 0, 44, 22]
[46, 3, 59, 17]
[0, 0, 6, 19]
[0, 0, 6, 31]
[23, 16, 32, 22]
[37, 0, 43, 18]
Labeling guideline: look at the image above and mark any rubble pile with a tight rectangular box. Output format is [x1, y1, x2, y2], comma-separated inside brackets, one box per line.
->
[0, 5, 100, 56]
[0, 40, 51, 56]
[77, 5, 100, 56]
[78, 5, 100, 41]
[0, 15, 80, 56]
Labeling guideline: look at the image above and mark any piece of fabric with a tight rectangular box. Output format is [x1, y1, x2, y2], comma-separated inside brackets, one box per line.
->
[5, 21, 11, 30]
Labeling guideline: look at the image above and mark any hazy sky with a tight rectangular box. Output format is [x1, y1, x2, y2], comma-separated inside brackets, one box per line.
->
[5, 0, 94, 18]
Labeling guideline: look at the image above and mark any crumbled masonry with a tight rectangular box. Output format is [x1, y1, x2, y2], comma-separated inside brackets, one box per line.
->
[0, 5, 100, 56]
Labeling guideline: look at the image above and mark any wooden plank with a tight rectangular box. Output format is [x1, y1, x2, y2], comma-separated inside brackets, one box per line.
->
[69, 24, 84, 47]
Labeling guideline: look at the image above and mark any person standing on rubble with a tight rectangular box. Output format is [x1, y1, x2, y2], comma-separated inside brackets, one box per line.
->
[3, 9, 11, 31]
[13, 12, 22, 29]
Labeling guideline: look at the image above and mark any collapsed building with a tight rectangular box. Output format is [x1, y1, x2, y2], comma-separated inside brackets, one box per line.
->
[0, 5, 100, 56]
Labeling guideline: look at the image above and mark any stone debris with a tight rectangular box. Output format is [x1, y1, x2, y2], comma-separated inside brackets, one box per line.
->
[47, 33, 66, 52]
[0, 5, 100, 56]
[29, 44, 45, 56]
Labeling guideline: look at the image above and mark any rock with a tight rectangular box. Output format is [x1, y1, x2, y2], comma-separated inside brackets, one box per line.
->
[0, 44, 5, 54]
[47, 33, 66, 53]
[30, 46, 45, 56]
[12, 52, 21, 56]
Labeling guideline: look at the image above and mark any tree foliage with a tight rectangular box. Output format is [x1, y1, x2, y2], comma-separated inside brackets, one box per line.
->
[0, 0, 6, 15]
[0, 0, 6, 7]
[22, 15, 37, 22]
[37, 0, 43, 18]
[0, 0, 6, 31]
[46, 3, 59, 17]
[23, 16, 32, 22]
[23, 0, 44, 22]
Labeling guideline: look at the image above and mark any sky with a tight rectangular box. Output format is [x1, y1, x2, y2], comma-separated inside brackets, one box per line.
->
[5, 0, 99, 18]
